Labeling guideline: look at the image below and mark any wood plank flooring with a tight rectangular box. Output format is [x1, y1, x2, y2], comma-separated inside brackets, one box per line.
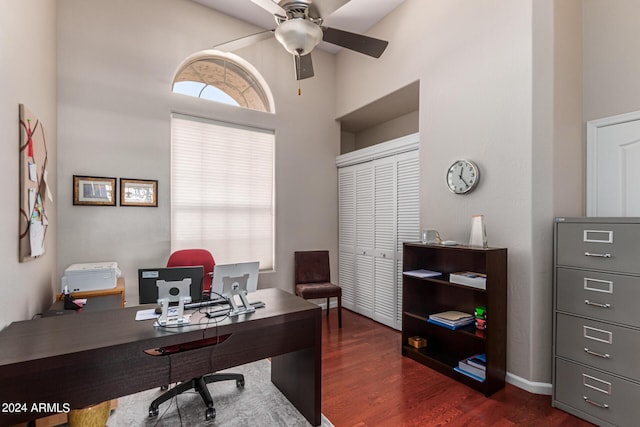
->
[321, 308, 594, 427]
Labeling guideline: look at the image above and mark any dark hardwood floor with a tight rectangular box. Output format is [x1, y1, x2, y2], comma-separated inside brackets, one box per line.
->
[321, 308, 594, 427]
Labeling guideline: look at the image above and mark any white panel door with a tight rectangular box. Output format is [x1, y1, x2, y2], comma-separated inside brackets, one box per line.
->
[373, 158, 396, 328]
[338, 167, 356, 310]
[587, 111, 640, 216]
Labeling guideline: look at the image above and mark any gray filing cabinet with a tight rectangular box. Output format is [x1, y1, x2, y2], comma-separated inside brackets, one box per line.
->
[553, 217, 640, 427]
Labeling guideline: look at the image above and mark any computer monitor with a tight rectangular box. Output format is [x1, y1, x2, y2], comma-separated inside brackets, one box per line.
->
[211, 262, 259, 316]
[138, 266, 204, 305]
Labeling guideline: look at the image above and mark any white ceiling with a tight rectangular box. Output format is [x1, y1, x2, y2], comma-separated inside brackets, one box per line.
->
[191, 0, 406, 53]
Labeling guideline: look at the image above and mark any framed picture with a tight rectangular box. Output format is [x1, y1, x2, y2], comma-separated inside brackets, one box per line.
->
[120, 178, 158, 207]
[73, 175, 117, 206]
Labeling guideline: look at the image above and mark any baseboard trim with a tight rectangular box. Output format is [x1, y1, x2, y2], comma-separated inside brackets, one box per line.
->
[506, 372, 552, 395]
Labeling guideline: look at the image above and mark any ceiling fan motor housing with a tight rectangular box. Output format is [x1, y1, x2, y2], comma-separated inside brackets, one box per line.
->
[275, 18, 323, 55]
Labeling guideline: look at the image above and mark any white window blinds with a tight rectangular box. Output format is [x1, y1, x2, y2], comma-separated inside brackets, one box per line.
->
[171, 114, 274, 270]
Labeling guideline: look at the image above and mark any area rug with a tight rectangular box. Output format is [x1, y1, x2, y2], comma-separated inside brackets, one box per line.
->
[105, 359, 333, 427]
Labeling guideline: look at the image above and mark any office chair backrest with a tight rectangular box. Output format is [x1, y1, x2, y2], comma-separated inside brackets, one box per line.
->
[167, 249, 215, 293]
[294, 250, 331, 284]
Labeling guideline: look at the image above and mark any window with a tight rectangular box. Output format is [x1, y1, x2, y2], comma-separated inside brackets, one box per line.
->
[171, 114, 275, 270]
[172, 52, 274, 113]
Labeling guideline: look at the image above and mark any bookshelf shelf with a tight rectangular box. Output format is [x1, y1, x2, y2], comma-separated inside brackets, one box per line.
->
[401, 243, 507, 396]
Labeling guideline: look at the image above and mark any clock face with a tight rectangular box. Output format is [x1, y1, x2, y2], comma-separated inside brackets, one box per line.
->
[446, 160, 479, 194]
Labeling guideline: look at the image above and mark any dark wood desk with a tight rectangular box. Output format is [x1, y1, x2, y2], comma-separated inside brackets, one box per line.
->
[0, 288, 322, 426]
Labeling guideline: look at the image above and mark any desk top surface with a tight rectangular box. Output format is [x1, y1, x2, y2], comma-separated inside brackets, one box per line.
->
[0, 288, 318, 367]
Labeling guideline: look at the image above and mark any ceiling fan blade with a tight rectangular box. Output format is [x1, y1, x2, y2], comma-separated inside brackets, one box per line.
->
[295, 53, 314, 80]
[213, 29, 275, 52]
[308, 0, 351, 20]
[322, 27, 388, 58]
[250, 0, 286, 18]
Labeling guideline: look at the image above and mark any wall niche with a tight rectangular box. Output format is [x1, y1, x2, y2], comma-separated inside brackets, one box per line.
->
[338, 80, 419, 154]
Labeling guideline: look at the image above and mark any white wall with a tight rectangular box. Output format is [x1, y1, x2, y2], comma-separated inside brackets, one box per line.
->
[554, 0, 584, 217]
[0, 1, 57, 328]
[336, 0, 574, 387]
[583, 0, 640, 122]
[57, 0, 339, 303]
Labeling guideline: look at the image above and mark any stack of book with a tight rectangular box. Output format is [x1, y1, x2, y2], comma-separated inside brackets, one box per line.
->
[403, 269, 442, 279]
[454, 353, 486, 382]
[449, 271, 487, 289]
[427, 310, 475, 330]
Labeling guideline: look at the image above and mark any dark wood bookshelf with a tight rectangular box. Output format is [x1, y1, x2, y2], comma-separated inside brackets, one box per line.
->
[401, 242, 507, 396]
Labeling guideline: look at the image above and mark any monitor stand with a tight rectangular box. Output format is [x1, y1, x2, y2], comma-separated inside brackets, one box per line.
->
[227, 289, 256, 317]
[156, 279, 192, 326]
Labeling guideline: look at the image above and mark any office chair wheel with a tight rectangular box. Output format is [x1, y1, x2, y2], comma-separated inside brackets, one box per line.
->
[237, 378, 245, 387]
[149, 406, 159, 418]
[205, 407, 216, 420]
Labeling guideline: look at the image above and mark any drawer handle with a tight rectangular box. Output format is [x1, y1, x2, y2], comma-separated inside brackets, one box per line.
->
[584, 252, 611, 258]
[584, 348, 610, 359]
[584, 300, 611, 309]
[583, 396, 609, 409]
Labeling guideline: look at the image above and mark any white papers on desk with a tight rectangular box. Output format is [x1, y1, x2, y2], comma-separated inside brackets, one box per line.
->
[403, 269, 442, 279]
[135, 306, 179, 321]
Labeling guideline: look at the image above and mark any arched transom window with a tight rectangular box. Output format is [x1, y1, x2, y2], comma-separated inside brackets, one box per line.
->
[172, 51, 274, 113]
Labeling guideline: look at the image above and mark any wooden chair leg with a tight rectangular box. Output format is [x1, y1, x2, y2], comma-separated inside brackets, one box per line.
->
[338, 296, 342, 328]
[326, 297, 330, 318]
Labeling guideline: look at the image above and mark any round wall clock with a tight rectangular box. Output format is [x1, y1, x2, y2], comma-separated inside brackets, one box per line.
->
[446, 159, 480, 194]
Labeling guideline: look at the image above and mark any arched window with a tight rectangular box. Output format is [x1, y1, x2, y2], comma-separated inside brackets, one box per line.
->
[171, 51, 276, 270]
[172, 50, 274, 113]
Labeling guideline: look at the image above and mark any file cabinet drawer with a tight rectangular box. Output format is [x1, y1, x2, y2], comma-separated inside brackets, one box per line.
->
[556, 313, 640, 381]
[556, 268, 640, 328]
[555, 358, 640, 427]
[556, 223, 640, 274]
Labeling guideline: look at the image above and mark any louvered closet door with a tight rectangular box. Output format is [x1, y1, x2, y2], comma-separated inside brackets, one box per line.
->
[354, 163, 374, 318]
[336, 133, 420, 328]
[338, 167, 356, 311]
[395, 150, 420, 329]
[373, 157, 397, 328]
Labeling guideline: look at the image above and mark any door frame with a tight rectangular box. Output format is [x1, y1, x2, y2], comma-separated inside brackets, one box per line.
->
[586, 110, 640, 216]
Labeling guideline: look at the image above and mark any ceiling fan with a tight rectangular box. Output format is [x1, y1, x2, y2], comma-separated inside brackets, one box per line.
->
[214, 0, 389, 80]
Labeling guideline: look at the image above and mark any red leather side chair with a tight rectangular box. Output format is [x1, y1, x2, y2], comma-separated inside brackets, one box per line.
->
[148, 249, 244, 421]
[294, 250, 342, 328]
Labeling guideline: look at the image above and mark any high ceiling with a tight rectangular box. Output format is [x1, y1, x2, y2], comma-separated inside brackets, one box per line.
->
[191, 0, 415, 133]
[191, 0, 406, 53]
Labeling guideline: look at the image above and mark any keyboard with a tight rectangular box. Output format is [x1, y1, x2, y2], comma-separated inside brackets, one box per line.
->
[203, 301, 266, 318]
[184, 297, 226, 310]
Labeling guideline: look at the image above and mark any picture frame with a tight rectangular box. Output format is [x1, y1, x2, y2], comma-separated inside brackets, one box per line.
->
[73, 175, 117, 206]
[120, 178, 158, 207]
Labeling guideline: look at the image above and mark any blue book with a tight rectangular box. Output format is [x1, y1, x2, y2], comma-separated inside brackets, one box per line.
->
[454, 366, 485, 382]
[467, 354, 486, 370]
[427, 318, 474, 330]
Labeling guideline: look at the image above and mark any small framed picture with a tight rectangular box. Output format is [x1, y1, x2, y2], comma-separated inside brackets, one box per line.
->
[73, 175, 117, 206]
[120, 178, 158, 207]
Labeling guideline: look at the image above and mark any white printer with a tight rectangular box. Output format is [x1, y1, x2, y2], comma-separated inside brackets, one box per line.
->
[61, 262, 121, 293]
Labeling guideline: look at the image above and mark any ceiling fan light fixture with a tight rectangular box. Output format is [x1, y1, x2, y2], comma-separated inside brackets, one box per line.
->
[275, 19, 323, 55]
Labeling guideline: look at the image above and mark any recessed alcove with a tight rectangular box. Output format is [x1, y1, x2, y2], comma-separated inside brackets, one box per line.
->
[338, 81, 419, 154]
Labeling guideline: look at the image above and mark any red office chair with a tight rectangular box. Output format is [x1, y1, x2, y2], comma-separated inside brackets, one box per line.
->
[148, 249, 244, 421]
[167, 248, 214, 297]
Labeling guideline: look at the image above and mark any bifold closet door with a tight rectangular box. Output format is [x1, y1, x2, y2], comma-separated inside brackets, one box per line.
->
[395, 151, 420, 329]
[338, 146, 419, 330]
[373, 157, 396, 328]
